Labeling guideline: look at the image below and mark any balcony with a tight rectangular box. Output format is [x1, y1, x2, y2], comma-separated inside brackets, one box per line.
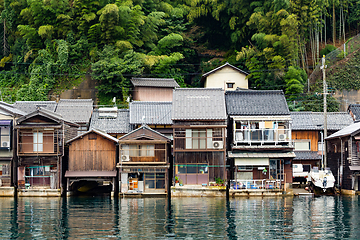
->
[18, 131, 61, 155]
[233, 129, 291, 147]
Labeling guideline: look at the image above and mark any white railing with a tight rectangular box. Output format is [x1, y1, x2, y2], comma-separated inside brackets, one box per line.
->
[230, 179, 282, 190]
[234, 129, 291, 144]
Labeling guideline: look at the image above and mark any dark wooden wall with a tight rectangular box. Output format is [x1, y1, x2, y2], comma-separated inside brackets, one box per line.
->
[175, 151, 225, 181]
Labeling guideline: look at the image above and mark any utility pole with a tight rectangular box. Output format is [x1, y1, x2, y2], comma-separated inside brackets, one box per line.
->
[321, 55, 327, 169]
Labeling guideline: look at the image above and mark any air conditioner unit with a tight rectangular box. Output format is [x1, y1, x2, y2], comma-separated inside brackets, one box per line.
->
[213, 141, 223, 149]
[121, 155, 130, 162]
[278, 134, 287, 141]
[2, 141, 10, 148]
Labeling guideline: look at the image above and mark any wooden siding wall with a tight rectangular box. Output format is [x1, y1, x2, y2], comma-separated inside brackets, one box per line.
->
[175, 152, 225, 182]
[292, 130, 318, 151]
[68, 134, 117, 171]
[133, 87, 173, 101]
[327, 138, 352, 190]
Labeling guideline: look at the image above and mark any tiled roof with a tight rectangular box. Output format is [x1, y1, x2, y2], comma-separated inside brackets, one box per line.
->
[202, 62, 248, 78]
[131, 78, 180, 88]
[16, 107, 79, 127]
[130, 101, 172, 125]
[225, 90, 290, 116]
[326, 121, 360, 140]
[66, 128, 119, 144]
[291, 112, 353, 131]
[0, 102, 26, 116]
[119, 124, 171, 141]
[294, 151, 322, 160]
[348, 104, 360, 120]
[14, 101, 58, 114]
[90, 109, 132, 134]
[55, 99, 93, 124]
[172, 88, 227, 120]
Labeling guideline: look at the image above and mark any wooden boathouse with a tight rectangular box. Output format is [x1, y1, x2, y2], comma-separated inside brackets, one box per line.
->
[65, 129, 119, 195]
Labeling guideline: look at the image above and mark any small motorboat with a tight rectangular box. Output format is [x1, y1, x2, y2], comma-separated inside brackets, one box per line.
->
[309, 167, 335, 194]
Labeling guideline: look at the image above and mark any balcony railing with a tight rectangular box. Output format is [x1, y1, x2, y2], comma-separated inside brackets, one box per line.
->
[230, 179, 283, 190]
[234, 129, 291, 145]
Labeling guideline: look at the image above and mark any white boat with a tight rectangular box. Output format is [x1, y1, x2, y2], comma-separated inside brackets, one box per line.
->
[309, 167, 335, 193]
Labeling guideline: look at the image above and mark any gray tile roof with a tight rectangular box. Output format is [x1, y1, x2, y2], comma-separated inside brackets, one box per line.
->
[90, 109, 131, 134]
[348, 104, 360, 120]
[14, 101, 58, 114]
[119, 124, 171, 141]
[130, 101, 172, 125]
[55, 99, 93, 124]
[294, 151, 322, 160]
[172, 88, 227, 121]
[291, 112, 353, 131]
[0, 102, 26, 116]
[225, 90, 290, 116]
[131, 78, 180, 88]
[202, 62, 249, 78]
[67, 128, 119, 144]
[326, 121, 360, 140]
[16, 107, 79, 127]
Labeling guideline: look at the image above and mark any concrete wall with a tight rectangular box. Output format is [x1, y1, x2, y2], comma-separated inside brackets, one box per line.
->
[204, 66, 248, 90]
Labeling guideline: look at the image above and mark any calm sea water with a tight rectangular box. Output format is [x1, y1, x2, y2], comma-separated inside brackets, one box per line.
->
[0, 195, 359, 239]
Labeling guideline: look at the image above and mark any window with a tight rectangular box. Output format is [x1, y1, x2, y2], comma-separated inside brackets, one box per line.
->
[145, 173, 165, 190]
[185, 128, 223, 149]
[294, 140, 311, 151]
[124, 144, 155, 157]
[177, 164, 208, 174]
[226, 83, 234, 88]
[0, 126, 11, 148]
[33, 132, 43, 152]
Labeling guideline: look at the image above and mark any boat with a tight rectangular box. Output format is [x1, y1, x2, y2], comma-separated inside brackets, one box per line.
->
[309, 167, 335, 194]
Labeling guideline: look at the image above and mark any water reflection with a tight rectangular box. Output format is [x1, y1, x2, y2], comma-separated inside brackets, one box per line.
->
[1, 196, 360, 239]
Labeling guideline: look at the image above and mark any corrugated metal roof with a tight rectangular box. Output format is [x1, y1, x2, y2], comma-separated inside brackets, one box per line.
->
[130, 101, 172, 125]
[225, 90, 290, 116]
[90, 109, 132, 134]
[131, 78, 180, 88]
[291, 112, 353, 130]
[326, 121, 360, 140]
[14, 101, 58, 114]
[172, 88, 227, 120]
[55, 99, 93, 124]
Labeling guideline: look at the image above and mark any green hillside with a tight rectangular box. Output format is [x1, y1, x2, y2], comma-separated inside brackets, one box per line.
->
[0, 0, 358, 108]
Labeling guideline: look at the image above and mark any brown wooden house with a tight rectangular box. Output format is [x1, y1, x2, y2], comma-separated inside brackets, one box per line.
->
[15, 108, 78, 193]
[291, 112, 353, 172]
[117, 125, 171, 194]
[65, 129, 119, 195]
[225, 90, 295, 190]
[172, 88, 227, 186]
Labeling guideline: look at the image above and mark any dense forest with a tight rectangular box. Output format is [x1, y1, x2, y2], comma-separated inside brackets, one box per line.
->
[0, 0, 359, 109]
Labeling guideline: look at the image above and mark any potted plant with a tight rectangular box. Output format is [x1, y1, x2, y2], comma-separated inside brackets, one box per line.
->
[175, 176, 180, 186]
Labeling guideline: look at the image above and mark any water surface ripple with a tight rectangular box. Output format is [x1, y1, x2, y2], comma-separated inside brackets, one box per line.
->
[0, 196, 359, 239]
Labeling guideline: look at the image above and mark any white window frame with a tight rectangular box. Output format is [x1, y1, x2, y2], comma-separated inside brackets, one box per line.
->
[33, 132, 43, 152]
